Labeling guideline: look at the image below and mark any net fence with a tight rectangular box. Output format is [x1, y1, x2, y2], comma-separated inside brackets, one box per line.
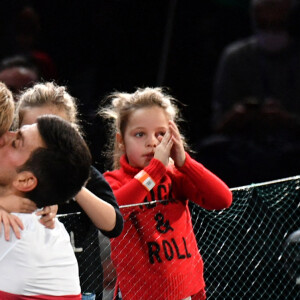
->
[59, 175, 300, 300]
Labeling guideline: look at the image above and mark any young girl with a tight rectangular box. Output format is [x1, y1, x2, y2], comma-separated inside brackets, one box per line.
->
[9, 81, 124, 299]
[99, 87, 233, 300]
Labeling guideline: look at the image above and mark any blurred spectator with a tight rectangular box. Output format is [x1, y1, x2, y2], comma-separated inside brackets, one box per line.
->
[0, 55, 39, 96]
[12, 6, 57, 81]
[195, 97, 300, 187]
[195, 0, 300, 188]
[212, 0, 300, 129]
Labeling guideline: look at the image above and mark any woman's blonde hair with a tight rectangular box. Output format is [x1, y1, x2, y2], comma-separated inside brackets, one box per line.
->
[99, 87, 188, 170]
[0, 82, 14, 136]
[14, 81, 81, 133]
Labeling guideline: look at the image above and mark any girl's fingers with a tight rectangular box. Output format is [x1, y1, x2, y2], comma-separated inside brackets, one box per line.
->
[166, 137, 174, 152]
[154, 130, 174, 166]
[169, 121, 181, 140]
[161, 130, 172, 145]
[162, 130, 174, 151]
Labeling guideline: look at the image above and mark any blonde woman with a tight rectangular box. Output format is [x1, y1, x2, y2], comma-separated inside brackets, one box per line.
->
[0, 81, 14, 136]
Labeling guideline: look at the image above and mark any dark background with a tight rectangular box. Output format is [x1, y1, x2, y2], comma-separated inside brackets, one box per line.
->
[0, 0, 252, 170]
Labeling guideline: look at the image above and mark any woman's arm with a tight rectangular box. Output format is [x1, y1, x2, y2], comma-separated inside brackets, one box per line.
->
[75, 187, 116, 231]
[0, 195, 36, 213]
[81, 166, 124, 238]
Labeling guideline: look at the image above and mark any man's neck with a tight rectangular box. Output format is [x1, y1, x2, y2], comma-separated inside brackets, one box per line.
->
[0, 184, 23, 198]
[0, 185, 11, 197]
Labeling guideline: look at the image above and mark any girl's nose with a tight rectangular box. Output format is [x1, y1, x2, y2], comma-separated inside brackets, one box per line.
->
[146, 135, 158, 147]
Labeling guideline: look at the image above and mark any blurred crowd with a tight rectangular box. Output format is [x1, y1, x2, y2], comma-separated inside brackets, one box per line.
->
[1, 0, 300, 188]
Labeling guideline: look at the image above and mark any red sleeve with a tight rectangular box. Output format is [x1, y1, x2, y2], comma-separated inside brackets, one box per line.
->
[175, 152, 232, 210]
[104, 159, 167, 208]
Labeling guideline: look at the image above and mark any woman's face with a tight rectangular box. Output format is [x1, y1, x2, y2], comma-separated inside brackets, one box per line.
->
[20, 105, 69, 127]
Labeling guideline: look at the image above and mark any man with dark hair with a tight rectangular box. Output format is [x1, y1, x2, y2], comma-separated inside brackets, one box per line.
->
[0, 115, 91, 299]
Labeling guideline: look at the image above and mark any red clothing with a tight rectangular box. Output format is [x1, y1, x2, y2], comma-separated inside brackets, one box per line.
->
[104, 153, 232, 300]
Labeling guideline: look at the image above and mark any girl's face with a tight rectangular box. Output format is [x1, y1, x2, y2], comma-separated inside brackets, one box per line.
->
[20, 105, 69, 126]
[119, 106, 169, 168]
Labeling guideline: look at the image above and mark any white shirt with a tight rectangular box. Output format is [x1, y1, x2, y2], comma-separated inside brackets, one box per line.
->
[0, 213, 81, 296]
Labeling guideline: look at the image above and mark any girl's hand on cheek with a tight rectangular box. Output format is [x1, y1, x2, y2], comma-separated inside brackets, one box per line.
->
[169, 121, 186, 167]
[154, 130, 173, 166]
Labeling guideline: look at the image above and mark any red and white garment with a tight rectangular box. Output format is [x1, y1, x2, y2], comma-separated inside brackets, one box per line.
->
[0, 213, 81, 299]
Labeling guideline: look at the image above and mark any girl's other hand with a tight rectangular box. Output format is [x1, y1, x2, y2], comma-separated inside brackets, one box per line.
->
[0, 207, 24, 241]
[154, 130, 173, 166]
[36, 205, 58, 229]
[169, 121, 186, 167]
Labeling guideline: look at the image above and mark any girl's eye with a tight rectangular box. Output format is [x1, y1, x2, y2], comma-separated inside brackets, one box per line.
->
[157, 132, 166, 137]
[135, 132, 144, 137]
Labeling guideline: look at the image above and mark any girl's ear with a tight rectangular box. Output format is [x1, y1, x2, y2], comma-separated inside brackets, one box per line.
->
[13, 171, 38, 192]
[116, 132, 125, 151]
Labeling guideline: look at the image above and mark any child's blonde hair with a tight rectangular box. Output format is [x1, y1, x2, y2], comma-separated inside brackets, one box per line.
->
[14, 81, 81, 133]
[0, 82, 14, 136]
[99, 87, 187, 170]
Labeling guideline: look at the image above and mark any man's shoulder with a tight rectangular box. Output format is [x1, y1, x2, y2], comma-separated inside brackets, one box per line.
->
[0, 213, 37, 261]
[13, 212, 66, 236]
[12, 212, 39, 229]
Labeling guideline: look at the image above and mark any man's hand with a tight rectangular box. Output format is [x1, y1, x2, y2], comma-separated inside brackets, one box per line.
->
[0, 207, 24, 241]
[0, 195, 37, 213]
[36, 205, 58, 229]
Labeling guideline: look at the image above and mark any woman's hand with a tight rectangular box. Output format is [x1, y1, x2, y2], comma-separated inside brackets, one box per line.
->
[36, 205, 58, 229]
[169, 121, 186, 167]
[0, 207, 24, 241]
[0, 195, 37, 213]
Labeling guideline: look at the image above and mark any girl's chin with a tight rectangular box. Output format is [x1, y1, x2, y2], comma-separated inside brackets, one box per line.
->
[130, 157, 152, 168]
[144, 157, 154, 165]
